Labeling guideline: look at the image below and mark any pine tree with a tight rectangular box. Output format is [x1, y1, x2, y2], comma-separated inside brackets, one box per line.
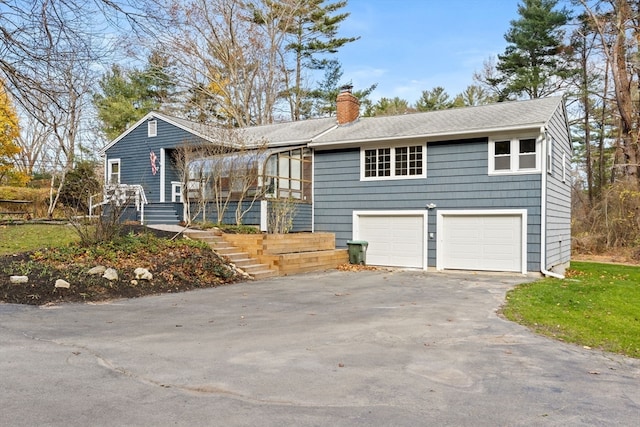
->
[308, 60, 376, 117]
[415, 87, 453, 111]
[255, 0, 358, 120]
[496, 0, 574, 99]
[93, 52, 176, 140]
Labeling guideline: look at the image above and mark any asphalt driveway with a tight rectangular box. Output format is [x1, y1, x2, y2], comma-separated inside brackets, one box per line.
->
[1, 269, 638, 426]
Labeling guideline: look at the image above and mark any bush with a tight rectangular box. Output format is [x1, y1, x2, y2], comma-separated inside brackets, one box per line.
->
[573, 181, 640, 252]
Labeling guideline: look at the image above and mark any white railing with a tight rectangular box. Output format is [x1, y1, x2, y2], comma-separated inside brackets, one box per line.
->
[89, 184, 148, 223]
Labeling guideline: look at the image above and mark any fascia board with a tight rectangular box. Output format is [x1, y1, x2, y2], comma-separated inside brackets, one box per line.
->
[308, 123, 546, 149]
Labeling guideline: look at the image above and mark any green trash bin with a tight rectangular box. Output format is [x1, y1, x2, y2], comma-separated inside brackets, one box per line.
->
[347, 240, 368, 265]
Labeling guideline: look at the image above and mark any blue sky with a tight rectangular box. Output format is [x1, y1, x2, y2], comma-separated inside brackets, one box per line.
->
[334, 0, 523, 103]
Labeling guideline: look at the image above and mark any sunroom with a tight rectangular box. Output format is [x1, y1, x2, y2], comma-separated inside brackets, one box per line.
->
[184, 146, 312, 232]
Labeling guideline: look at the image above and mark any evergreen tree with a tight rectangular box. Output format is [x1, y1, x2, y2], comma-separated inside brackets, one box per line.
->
[496, 0, 575, 99]
[58, 160, 101, 212]
[366, 97, 413, 117]
[452, 85, 495, 107]
[93, 52, 176, 140]
[415, 87, 453, 111]
[308, 60, 376, 117]
[256, 0, 358, 120]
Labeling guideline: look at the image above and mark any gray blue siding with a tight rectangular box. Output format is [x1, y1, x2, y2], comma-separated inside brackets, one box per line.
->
[313, 138, 543, 271]
[544, 103, 572, 270]
[105, 118, 206, 203]
[185, 200, 312, 231]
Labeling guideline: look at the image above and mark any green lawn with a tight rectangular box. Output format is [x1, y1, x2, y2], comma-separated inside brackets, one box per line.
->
[0, 224, 79, 255]
[503, 261, 640, 358]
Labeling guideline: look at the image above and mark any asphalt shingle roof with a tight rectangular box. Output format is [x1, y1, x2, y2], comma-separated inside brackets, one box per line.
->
[310, 96, 564, 146]
[103, 97, 564, 154]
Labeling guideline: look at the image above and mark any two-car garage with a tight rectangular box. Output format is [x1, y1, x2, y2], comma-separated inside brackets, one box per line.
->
[353, 210, 527, 273]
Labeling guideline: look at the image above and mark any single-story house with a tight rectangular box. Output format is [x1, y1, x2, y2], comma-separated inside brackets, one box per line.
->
[99, 88, 572, 276]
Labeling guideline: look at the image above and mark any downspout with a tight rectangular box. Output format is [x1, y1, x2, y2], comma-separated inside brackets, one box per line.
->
[540, 128, 565, 279]
[311, 148, 315, 232]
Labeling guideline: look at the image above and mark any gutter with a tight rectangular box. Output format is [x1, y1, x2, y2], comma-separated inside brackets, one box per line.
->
[540, 126, 565, 279]
[308, 124, 546, 149]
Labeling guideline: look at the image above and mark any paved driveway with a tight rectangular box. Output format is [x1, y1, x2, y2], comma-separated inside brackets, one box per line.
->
[1, 270, 638, 426]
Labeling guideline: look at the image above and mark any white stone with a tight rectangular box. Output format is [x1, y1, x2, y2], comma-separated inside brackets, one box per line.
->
[102, 268, 118, 281]
[54, 279, 70, 289]
[87, 265, 107, 275]
[130, 280, 138, 285]
[134, 267, 153, 280]
[10, 275, 28, 284]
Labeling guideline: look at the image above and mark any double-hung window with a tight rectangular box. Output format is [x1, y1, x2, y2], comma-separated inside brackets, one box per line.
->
[362, 144, 425, 180]
[489, 137, 540, 174]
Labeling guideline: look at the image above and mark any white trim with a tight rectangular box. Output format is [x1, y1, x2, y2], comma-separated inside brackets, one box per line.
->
[308, 124, 546, 149]
[353, 210, 428, 270]
[436, 209, 528, 275]
[488, 135, 542, 176]
[540, 140, 565, 279]
[171, 181, 182, 203]
[359, 143, 427, 181]
[260, 200, 268, 232]
[547, 135, 554, 175]
[107, 158, 121, 184]
[159, 148, 166, 203]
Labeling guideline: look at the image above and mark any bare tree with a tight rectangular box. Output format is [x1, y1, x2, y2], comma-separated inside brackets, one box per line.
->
[579, 0, 640, 183]
[146, 0, 288, 127]
[0, 1, 123, 215]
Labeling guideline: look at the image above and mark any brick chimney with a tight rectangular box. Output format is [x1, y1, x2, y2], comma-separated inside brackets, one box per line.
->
[336, 85, 360, 125]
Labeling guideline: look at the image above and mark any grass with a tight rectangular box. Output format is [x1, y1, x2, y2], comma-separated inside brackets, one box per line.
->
[502, 261, 640, 359]
[0, 224, 79, 255]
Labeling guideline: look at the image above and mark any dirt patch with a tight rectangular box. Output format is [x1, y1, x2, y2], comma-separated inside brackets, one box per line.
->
[0, 230, 246, 306]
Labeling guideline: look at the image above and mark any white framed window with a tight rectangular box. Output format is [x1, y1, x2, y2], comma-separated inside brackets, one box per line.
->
[171, 181, 183, 203]
[148, 120, 157, 137]
[107, 159, 121, 184]
[264, 148, 312, 200]
[361, 144, 426, 180]
[547, 136, 554, 175]
[488, 137, 540, 175]
[562, 152, 567, 183]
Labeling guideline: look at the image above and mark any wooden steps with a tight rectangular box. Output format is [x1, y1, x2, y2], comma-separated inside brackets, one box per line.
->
[185, 230, 348, 278]
[185, 231, 277, 280]
[223, 232, 348, 276]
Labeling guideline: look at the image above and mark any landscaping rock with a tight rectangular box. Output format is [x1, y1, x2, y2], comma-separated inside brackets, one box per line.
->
[10, 275, 29, 284]
[87, 266, 107, 275]
[102, 268, 118, 281]
[134, 267, 153, 281]
[54, 279, 70, 289]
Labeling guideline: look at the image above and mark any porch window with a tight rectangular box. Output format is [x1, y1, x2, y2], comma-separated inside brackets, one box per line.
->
[108, 159, 120, 184]
[265, 148, 311, 201]
[489, 137, 540, 174]
[361, 144, 425, 180]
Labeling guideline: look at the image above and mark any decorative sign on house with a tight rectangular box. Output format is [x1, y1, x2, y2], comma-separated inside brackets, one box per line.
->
[150, 151, 158, 175]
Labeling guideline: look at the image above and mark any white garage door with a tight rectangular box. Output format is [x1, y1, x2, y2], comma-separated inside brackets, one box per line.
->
[356, 214, 425, 268]
[440, 214, 523, 272]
